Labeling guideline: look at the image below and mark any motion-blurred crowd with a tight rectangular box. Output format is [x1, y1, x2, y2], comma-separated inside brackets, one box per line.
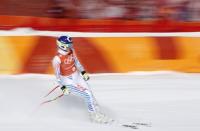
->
[1, 0, 200, 21]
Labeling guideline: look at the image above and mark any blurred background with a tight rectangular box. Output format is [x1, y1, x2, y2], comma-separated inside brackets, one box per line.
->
[1, 0, 200, 21]
[0, 0, 200, 74]
[1, 0, 200, 31]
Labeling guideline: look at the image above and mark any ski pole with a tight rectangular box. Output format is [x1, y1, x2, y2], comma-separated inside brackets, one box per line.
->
[43, 85, 60, 98]
[40, 93, 64, 106]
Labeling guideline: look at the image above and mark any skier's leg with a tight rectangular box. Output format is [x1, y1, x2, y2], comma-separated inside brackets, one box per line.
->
[61, 72, 113, 123]
[66, 84, 113, 123]
[77, 74, 100, 111]
[60, 72, 97, 113]
[65, 84, 97, 113]
[75, 72, 114, 123]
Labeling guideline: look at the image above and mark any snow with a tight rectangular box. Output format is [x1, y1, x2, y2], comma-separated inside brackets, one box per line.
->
[0, 71, 200, 131]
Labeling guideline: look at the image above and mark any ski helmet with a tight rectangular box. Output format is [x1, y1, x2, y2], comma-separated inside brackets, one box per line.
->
[57, 35, 73, 51]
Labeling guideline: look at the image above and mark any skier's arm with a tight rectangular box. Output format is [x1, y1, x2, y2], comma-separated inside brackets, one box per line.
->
[52, 56, 69, 94]
[52, 56, 62, 84]
[72, 49, 85, 72]
[72, 49, 89, 81]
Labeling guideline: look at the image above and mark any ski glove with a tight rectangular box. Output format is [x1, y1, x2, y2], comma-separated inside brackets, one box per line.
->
[81, 71, 90, 81]
[61, 86, 70, 95]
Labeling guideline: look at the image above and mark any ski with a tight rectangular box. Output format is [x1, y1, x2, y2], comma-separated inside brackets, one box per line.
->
[121, 122, 151, 129]
[132, 122, 152, 127]
[122, 123, 138, 129]
[111, 119, 151, 130]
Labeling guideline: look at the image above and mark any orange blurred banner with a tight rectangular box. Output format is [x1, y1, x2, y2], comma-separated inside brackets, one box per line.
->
[0, 36, 200, 74]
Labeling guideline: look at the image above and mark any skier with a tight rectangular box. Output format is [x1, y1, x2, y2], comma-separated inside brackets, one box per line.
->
[52, 35, 113, 124]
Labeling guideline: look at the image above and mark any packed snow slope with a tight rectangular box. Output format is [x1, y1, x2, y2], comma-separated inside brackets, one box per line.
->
[0, 71, 200, 131]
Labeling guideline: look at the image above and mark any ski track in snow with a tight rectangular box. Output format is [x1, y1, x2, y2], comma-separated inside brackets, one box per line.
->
[0, 72, 200, 131]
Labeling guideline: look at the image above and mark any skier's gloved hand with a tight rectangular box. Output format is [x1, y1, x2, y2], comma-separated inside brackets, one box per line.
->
[81, 71, 90, 81]
[61, 86, 70, 95]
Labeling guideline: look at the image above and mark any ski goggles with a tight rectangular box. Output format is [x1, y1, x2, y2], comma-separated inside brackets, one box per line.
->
[57, 40, 73, 50]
